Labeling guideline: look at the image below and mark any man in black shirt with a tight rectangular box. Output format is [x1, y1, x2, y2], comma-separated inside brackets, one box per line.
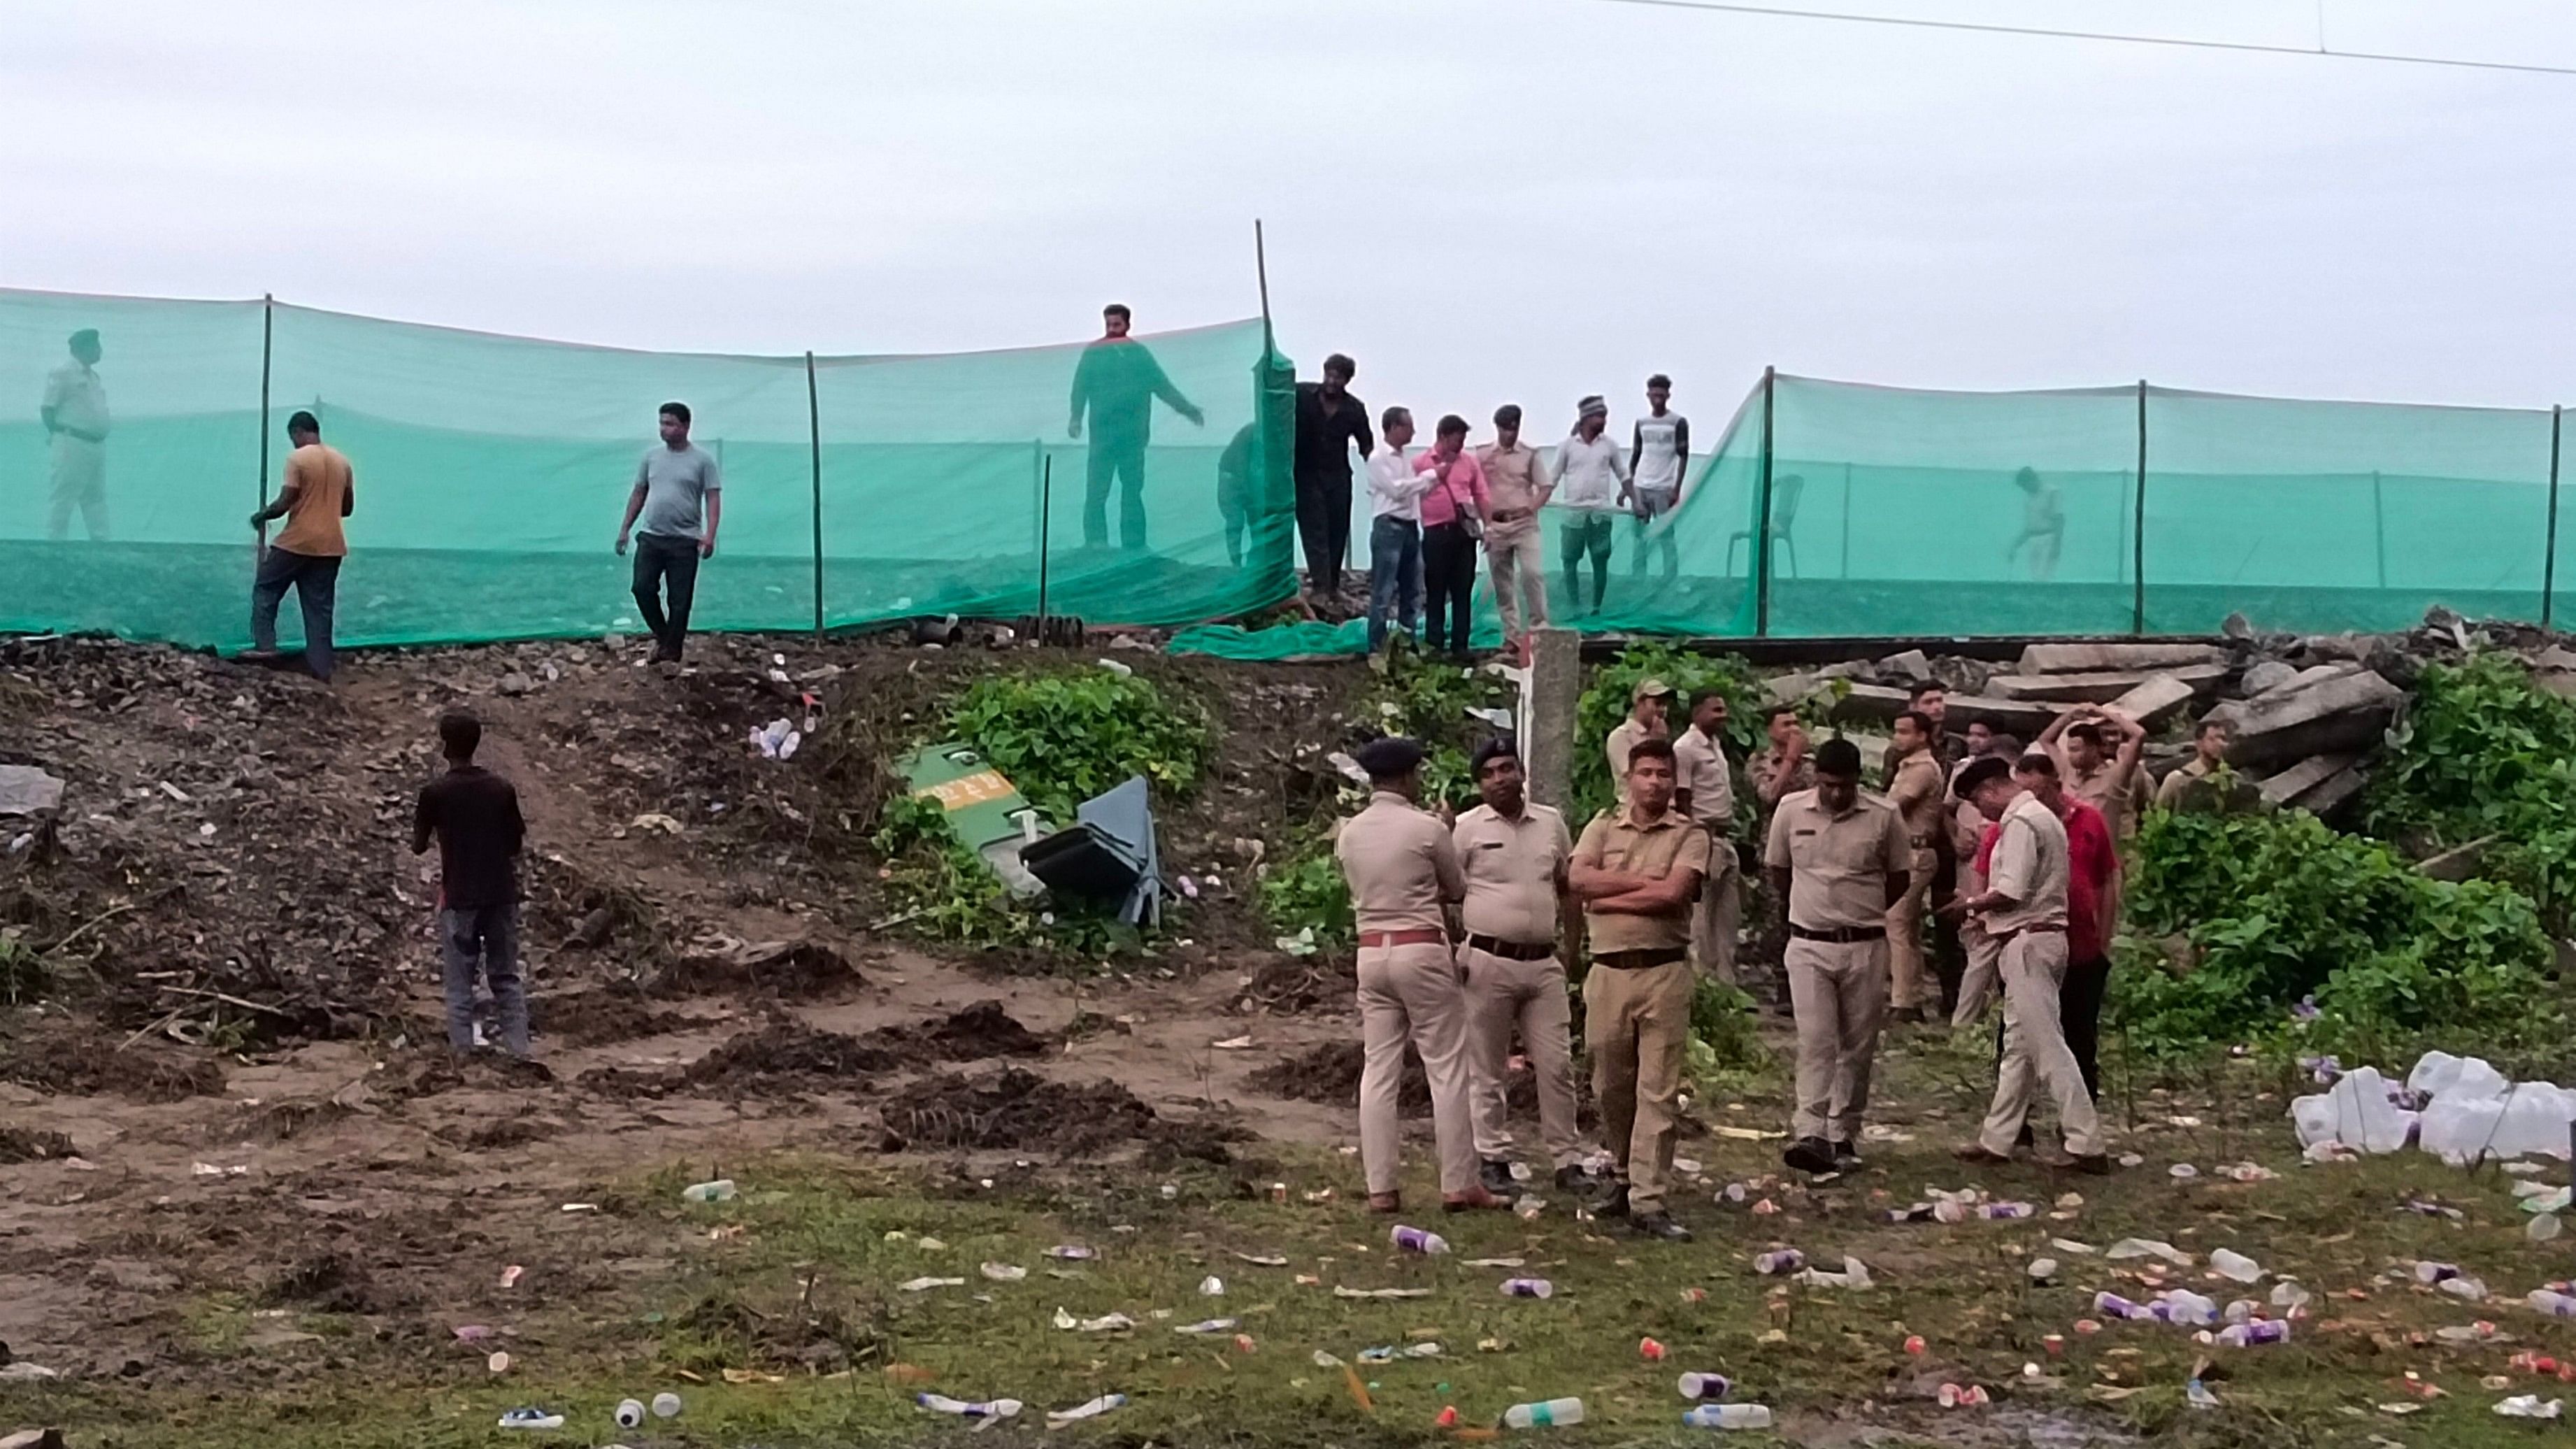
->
[1294, 352, 1373, 607]
[412, 711, 530, 1057]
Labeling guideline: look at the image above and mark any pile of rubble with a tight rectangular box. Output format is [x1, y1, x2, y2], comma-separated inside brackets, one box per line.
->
[1782, 605, 2570, 820]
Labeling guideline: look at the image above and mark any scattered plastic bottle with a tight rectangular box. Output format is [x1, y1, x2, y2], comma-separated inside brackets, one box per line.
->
[918, 1393, 1024, 1420]
[1503, 1397, 1584, 1428]
[1882, 1203, 1939, 1224]
[1979, 1202, 2037, 1220]
[2152, 1290, 2219, 1327]
[1198, 1275, 1225, 1297]
[680, 1179, 737, 1204]
[2224, 1299, 2258, 1325]
[1391, 1225, 1450, 1255]
[2093, 1292, 2155, 1321]
[1682, 1404, 1773, 1429]
[498, 1409, 565, 1431]
[1677, 1371, 1733, 1401]
[1045, 1245, 1098, 1260]
[615, 1399, 646, 1429]
[2216, 1320, 2291, 1347]
[2440, 1276, 2491, 1303]
[1501, 1278, 1554, 1299]
[1047, 1394, 1127, 1423]
[2415, 1261, 2462, 1285]
[2529, 1289, 2576, 1318]
[650, 1392, 682, 1419]
[2208, 1248, 2261, 1283]
[1753, 1250, 1807, 1276]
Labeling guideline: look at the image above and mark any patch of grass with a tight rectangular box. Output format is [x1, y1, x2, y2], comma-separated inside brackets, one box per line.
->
[945, 667, 1216, 823]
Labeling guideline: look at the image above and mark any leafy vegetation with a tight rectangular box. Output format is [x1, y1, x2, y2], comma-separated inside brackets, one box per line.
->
[0, 931, 43, 1007]
[2113, 804, 2556, 1059]
[1684, 974, 1770, 1087]
[2365, 652, 2576, 936]
[1256, 838, 1354, 950]
[1357, 649, 1516, 811]
[944, 667, 1215, 823]
[1573, 644, 1776, 827]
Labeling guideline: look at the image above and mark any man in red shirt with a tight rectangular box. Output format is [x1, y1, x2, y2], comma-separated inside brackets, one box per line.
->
[2018, 754, 2119, 1104]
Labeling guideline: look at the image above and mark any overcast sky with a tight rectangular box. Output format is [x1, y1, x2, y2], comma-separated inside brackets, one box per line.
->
[7, 0, 2574, 436]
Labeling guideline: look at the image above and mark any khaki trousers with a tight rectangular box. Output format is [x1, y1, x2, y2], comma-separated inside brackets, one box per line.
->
[1977, 931, 2103, 1157]
[1886, 851, 1934, 1011]
[1357, 942, 1480, 1197]
[1582, 957, 1692, 1214]
[1460, 947, 1582, 1168]
[1485, 522, 1550, 638]
[1691, 841, 1743, 985]
[1784, 936, 1887, 1144]
[1950, 919, 2004, 1027]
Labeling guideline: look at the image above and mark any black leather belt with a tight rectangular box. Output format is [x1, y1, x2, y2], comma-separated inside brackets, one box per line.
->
[1789, 924, 1886, 943]
[1593, 947, 1688, 970]
[1464, 934, 1557, 961]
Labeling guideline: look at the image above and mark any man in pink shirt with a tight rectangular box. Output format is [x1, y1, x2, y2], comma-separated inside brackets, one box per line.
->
[1414, 414, 1491, 659]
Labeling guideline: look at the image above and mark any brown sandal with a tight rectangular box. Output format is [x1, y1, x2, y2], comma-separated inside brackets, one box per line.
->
[1366, 1191, 1403, 1214]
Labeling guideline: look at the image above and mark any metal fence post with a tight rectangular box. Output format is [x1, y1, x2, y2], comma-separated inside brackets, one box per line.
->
[1754, 366, 1777, 637]
[2547, 405, 2564, 630]
[2132, 379, 2148, 636]
[806, 350, 824, 636]
[255, 295, 274, 527]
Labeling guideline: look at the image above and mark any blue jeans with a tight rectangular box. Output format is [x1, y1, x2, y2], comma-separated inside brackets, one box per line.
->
[1366, 513, 1420, 650]
[250, 547, 341, 680]
[440, 902, 529, 1056]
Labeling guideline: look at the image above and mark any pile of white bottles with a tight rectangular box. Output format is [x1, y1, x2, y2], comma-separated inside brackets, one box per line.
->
[2290, 1051, 2576, 1165]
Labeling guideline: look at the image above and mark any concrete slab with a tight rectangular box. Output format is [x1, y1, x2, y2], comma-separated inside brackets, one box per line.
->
[2257, 752, 2359, 806]
[2108, 672, 2202, 729]
[2016, 641, 2228, 675]
[1986, 664, 2226, 705]
[2205, 669, 2403, 773]
[1833, 683, 2061, 737]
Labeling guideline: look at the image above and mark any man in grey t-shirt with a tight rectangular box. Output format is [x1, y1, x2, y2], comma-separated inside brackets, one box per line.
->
[615, 401, 723, 665]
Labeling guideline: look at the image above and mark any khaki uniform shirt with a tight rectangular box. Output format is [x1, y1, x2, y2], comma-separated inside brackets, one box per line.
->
[1574, 806, 1712, 954]
[1885, 750, 1945, 868]
[1984, 792, 2070, 934]
[1452, 802, 1571, 945]
[1750, 742, 1815, 804]
[1763, 787, 1912, 932]
[1606, 718, 1660, 802]
[1336, 790, 1464, 934]
[1472, 440, 1552, 525]
[2066, 757, 2137, 840]
[2154, 757, 2212, 809]
[1671, 725, 1734, 834]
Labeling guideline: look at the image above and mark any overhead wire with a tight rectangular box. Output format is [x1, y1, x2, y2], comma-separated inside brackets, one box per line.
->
[1588, 0, 2576, 78]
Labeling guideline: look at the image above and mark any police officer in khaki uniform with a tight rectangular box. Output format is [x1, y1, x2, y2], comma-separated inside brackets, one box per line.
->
[1670, 689, 1740, 984]
[1569, 736, 1710, 1242]
[2042, 705, 2145, 840]
[1765, 737, 1912, 1176]
[1883, 711, 1947, 1022]
[1452, 738, 1587, 1197]
[1605, 678, 1673, 803]
[1333, 736, 1510, 1215]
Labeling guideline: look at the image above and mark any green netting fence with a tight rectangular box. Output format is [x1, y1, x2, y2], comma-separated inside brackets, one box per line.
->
[1175, 370, 2568, 658]
[1, 287, 1296, 649]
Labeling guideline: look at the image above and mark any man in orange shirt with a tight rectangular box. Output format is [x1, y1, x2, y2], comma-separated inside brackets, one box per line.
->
[245, 410, 355, 681]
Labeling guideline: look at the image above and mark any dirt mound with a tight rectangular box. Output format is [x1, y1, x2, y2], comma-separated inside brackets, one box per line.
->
[1250, 1041, 1429, 1117]
[685, 1020, 905, 1085]
[442, 1115, 558, 1150]
[0, 1026, 227, 1104]
[868, 999, 1051, 1062]
[883, 1067, 1161, 1155]
[652, 938, 861, 999]
[262, 1252, 408, 1315]
[376, 1048, 556, 1101]
[538, 987, 698, 1047]
[0, 1125, 76, 1163]
[1231, 953, 1351, 1016]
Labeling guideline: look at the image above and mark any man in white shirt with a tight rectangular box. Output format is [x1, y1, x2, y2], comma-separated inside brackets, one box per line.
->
[1363, 407, 1433, 652]
[40, 329, 110, 541]
[1627, 374, 1688, 586]
[1952, 754, 2108, 1172]
[1554, 395, 1629, 615]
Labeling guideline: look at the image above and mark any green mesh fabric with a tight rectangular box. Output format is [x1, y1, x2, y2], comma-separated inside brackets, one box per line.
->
[1178, 372, 2567, 658]
[2, 287, 1294, 648]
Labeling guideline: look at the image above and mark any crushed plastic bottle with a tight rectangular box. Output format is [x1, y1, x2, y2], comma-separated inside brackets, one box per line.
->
[1752, 1250, 1806, 1276]
[498, 1409, 565, 1430]
[2531, 1289, 2576, 1318]
[1503, 1397, 1584, 1428]
[2494, 1394, 2565, 1419]
[1174, 1318, 1238, 1335]
[918, 1393, 1024, 1420]
[1979, 1202, 2037, 1220]
[1501, 1278, 1554, 1299]
[2209, 1248, 2262, 1283]
[2440, 1276, 2492, 1303]
[2093, 1291, 2156, 1321]
[2416, 1261, 2463, 1285]
[1047, 1394, 1127, 1425]
[1682, 1404, 1773, 1429]
[2217, 1320, 2291, 1347]
[2271, 1280, 2312, 1311]
[1198, 1275, 1225, 1297]
[2152, 1290, 2219, 1327]
[680, 1179, 737, 1204]
[1677, 1371, 1732, 1401]
[1391, 1225, 1450, 1255]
